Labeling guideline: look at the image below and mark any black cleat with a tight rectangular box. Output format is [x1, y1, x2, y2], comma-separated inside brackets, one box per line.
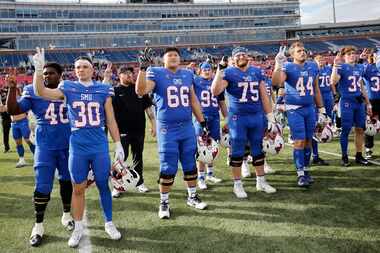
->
[3, 148, 10, 153]
[341, 156, 350, 167]
[312, 157, 329, 166]
[355, 155, 369, 166]
[30, 234, 43, 247]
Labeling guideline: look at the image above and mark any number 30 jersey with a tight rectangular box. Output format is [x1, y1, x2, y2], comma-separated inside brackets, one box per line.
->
[147, 67, 193, 124]
[283, 61, 319, 106]
[18, 84, 70, 150]
[337, 63, 364, 100]
[58, 80, 114, 155]
[223, 66, 264, 114]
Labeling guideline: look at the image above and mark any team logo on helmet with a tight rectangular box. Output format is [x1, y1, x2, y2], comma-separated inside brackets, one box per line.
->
[365, 116, 379, 137]
[196, 135, 219, 164]
[110, 160, 140, 192]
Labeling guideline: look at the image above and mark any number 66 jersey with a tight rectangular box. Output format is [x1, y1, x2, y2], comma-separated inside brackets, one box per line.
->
[18, 84, 71, 152]
[58, 81, 114, 155]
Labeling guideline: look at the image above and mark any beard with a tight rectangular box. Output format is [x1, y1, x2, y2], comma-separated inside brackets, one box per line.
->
[236, 59, 248, 68]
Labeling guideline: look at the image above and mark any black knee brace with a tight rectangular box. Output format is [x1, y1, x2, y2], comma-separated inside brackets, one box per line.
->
[158, 173, 175, 186]
[230, 156, 243, 167]
[183, 167, 197, 181]
[33, 191, 51, 223]
[252, 153, 265, 166]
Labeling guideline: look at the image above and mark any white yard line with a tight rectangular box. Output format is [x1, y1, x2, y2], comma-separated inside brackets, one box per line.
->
[78, 209, 92, 253]
[285, 143, 380, 166]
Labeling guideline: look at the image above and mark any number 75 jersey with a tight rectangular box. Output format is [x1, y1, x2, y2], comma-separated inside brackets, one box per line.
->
[283, 61, 319, 106]
[223, 66, 265, 114]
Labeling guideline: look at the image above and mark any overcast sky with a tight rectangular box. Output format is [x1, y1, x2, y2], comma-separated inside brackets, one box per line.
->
[19, 0, 380, 25]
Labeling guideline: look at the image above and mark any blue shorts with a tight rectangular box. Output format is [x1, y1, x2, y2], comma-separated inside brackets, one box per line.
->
[11, 118, 31, 140]
[228, 112, 265, 158]
[287, 105, 316, 141]
[193, 114, 220, 141]
[340, 98, 365, 130]
[34, 147, 71, 194]
[322, 94, 334, 119]
[69, 152, 111, 184]
[157, 121, 197, 175]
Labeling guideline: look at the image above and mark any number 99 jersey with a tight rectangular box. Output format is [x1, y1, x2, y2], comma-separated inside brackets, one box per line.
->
[18, 84, 70, 150]
[193, 75, 224, 116]
[337, 63, 364, 99]
[223, 66, 264, 114]
[58, 80, 114, 155]
[147, 67, 193, 124]
[283, 61, 319, 106]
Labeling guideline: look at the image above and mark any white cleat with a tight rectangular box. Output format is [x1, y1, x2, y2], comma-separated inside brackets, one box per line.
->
[256, 180, 277, 194]
[105, 222, 122, 240]
[112, 188, 122, 198]
[61, 212, 75, 231]
[158, 200, 170, 219]
[197, 179, 207, 190]
[241, 161, 251, 178]
[136, 183, 149, 193]
[29, 223, 44, 247]
[68, 227, 83, 248]
[16, 158, 27, 168]
[187, 193, 208, 210]
[264, 161, 275, 174]
[233, 184, 248, 199]
[206, 175, 222, 184]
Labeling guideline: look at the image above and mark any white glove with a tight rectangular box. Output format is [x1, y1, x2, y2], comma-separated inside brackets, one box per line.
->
[32, 47, 45, 74]
[275, 46, 287, 67]
[266, 112, 276, 132]
[114, 141, 125, 162]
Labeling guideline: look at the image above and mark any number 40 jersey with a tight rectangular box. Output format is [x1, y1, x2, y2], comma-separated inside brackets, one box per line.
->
[18, 84, 71, 150]
[58, 80, 114, 155]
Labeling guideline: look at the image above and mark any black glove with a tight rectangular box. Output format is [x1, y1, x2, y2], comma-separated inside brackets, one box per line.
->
[138, 47, 154, 71]
[334, 92, 340, 104]
[218, 56, 229, 71]
[200, 120, 209, 137]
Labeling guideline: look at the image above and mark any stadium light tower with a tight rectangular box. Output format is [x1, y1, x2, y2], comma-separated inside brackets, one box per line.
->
[332, 0, 336, 23]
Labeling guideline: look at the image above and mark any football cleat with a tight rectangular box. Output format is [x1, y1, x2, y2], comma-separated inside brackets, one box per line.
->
[206, 175, 222, 184]
[233, 184, 248, 199]
[355, 155, 369, 166]
[68, 227, 83, 248]
[105, 222, 122, 240]
[197, 179, 207, 190]
[16, 158, 26, 168]
[297, 176, 310, 188]
[158, 200, 170, 219]
[187, 193, 208, 210]
[111, 160, 140, 192]
[365, 148, 373, 159]
[256, 180, 277, 194]
[341, 156, 350, 167]
[29, 223, 44, 247]
[304, 170, 314, 184]
[196, 135, 219, 164]
[312, 157, 329, 166]
[136, 183, 149, 193]
[61, 212, 75, 231]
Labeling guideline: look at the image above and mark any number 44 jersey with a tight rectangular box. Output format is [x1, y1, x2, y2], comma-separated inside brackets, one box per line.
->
[58, 80, 114, 155]
[18, 84, 71, 150]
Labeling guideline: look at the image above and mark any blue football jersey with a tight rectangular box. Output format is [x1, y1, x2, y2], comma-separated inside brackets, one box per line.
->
[58, 80, 114, 155]
[193, 75, 223, 116]
[363, 63, 380, 100]
[283, 61, 319, 106]
[18, 85, 70, 150]
[337, 63, 364, 99]
[147, 67, 193, 124]
[318, 65, 333, 94]
[265, 77, 272, 97]
[223, 66, 264, 114]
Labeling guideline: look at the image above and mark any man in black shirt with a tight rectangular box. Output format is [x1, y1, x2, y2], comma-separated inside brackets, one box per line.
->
[112, 66, 156, 197]
[0, 83, 11, 153]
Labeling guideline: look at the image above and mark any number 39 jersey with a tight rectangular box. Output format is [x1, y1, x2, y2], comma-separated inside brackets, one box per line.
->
[363, 63, 380, 100]
[283, 61, 319, 106]
[18, 84, 70, 150]
[193, 75, 224, 117]
[337, 63, 364, 100]
[147, 67, 193, 124]
[58, 80, 114, 155]
[223, 66, 264, 114]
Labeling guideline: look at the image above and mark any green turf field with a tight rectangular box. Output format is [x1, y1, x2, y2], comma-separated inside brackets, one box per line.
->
[0, 129, 379, 253]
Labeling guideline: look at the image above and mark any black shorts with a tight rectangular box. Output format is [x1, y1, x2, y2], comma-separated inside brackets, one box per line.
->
[370, 99, 380, 117]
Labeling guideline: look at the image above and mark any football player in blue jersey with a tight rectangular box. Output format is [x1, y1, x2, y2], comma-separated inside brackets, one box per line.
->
[211, 46, 277, 198]
[6, 63, 74, 247]
[272, 42, 325, 187]
[32, 48, 124, 247]
[331, 46, 372, 166]
[311, 55, 332, 166]
[136, 47, 208, 219]
[193, 62, 228, 190]
[1, 75, 35, 168]
[362, 50, 380, 159]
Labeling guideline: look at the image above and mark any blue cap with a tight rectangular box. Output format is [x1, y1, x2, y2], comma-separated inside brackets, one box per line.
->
[232, 46, 248, 57]
[199, 62, 212, 70]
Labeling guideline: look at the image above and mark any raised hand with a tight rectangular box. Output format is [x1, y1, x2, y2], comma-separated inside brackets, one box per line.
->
[103, 62, 113, 82]
[359, 48, 370, 60]
[275, 46, 287, 66]
[32, 47, 45, 73]
[138, 47, 154, 71]
[218, 56, 229, 70]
